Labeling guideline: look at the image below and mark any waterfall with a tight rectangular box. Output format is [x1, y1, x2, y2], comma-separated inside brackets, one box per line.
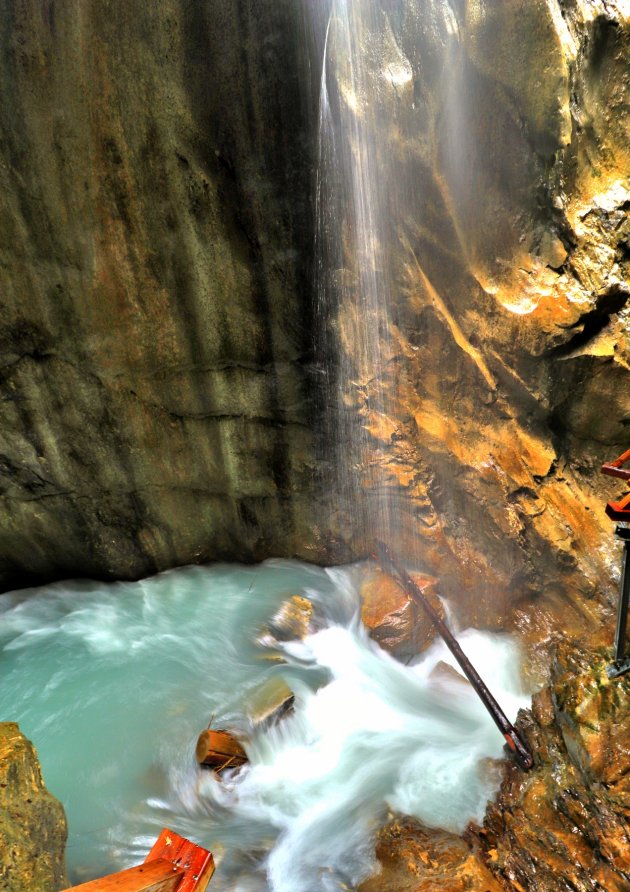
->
[312, 0, 470, 560]
[0, 5, 535, 891]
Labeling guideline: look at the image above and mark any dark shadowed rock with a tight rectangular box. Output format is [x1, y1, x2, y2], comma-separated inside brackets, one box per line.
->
[0, 0, 328, 588]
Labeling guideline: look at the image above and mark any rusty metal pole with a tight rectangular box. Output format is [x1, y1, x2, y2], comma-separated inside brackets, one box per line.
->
[601, 450, 630, 679]
[374, 541, 534, 771]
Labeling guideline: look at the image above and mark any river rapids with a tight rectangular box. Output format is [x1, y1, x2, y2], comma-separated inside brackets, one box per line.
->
[0, 560, 529, 890]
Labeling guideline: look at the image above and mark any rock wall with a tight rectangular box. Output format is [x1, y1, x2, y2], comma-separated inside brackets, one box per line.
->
[323, 0, 630, 665]
[480, 645, 630, 891]
[0, 0, 328, 589]
[0, 723, 67, 891]
[0, 0, 628, 635]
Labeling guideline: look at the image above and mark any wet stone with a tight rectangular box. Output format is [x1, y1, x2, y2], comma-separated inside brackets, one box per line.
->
[360, 570, 442, 661]
[358, 816, 503, 892]
[259, 594, 315, 646]
[0, 723, 68, 892]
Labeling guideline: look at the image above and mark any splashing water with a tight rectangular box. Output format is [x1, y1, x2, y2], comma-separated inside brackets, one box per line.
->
[0, 561, 529, 890]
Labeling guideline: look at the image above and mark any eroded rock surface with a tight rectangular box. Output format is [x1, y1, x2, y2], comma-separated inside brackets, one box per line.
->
[0, 0, 628, 613]
[479, 643, 630, 891]
[322, 0, 630, 646]
[0, 722, 68, 891]
[358, 816, 503, 892]
[0, 0, 326, 588]
[359, 641, 630, 891]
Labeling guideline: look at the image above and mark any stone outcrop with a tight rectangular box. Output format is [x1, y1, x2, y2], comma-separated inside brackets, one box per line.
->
[0, 722, 68, 891]
[358, 815, 502, 892]
[360, 570, 442, 660]
[358, 640, 630, 891]
[479, 642, 630, 891]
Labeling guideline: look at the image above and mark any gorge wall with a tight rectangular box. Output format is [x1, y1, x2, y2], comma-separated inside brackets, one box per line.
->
[0, 0, 628, 658]
[317, 0, 630, 671]
[0, 722, 67, 891]
[0, 0, 325, 589]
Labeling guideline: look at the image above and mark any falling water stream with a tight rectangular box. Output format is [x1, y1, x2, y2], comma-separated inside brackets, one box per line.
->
[0, 562, 528, 891]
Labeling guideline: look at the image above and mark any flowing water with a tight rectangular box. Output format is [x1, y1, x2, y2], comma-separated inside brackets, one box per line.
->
[0, 561, 529, 891]
[311, 0, 473, 558]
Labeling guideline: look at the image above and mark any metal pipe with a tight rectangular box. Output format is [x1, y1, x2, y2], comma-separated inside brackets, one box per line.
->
[614, 539, 630, 664]
[374, 541, 534, 771]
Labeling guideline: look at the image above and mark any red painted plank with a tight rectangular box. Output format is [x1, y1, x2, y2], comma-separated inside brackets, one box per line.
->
[145, 829, 215, 892]
[61, 859, 184, 891]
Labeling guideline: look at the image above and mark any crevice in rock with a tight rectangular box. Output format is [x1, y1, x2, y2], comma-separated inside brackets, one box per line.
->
[546, 284, 629, 357]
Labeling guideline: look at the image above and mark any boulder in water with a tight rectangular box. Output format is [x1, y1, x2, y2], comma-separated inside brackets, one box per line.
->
[195, 729, 248, 774]
[258, 595, 315, 646]
[360, 570, 442, 660]
[244, 677, 295, 730]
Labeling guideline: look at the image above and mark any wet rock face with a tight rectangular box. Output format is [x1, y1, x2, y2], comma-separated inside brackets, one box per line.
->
[358, 815, 502, 892]
[360, 570, 442, 660]
[0, 0, 627, 627]
[323, 0, 630, 645]
[479, 644, 630, 891]
[360, 643, 630, 891]
[0, 723, 68, 891]
[0, 0, 327, 588]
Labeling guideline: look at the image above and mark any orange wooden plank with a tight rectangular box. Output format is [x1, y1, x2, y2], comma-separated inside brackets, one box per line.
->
[602, 448, 630, 480]
[62, 859, 184, 892]
[145, 829, 215, 892]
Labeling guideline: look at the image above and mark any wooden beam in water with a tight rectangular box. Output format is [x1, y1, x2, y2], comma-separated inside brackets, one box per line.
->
[145, 829, 215, 892]
[374, 540, 534, 771]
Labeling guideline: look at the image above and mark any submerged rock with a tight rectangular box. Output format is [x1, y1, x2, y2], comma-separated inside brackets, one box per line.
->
[258, 594, 315, 647]
[244, 677, 295, 730]
[358, 815, 503, 892]
[0, 722, 68, 891]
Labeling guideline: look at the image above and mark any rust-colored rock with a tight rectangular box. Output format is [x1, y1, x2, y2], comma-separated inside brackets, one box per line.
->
[477, 644, 630, 891]
[0, 722, 68, 891]
[195, 729, 248, 774]
[320, 0, 630, 646]
[358, 816, 503, 892]
[360, 570, 442, 660]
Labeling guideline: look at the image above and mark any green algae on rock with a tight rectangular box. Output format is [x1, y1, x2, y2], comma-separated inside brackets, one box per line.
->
[480, 644, 630, 891]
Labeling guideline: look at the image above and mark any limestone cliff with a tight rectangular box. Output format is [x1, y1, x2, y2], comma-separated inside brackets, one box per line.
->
[0, 722, 67, 891]
[322, 0, 630, 664]
[0, 0, 326, 589]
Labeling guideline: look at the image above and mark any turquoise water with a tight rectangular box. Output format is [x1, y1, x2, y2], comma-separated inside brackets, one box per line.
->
[0, 560, 529, 891]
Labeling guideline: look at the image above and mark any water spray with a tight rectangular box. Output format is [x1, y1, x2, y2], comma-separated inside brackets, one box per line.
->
[373, 541, 534, 771]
